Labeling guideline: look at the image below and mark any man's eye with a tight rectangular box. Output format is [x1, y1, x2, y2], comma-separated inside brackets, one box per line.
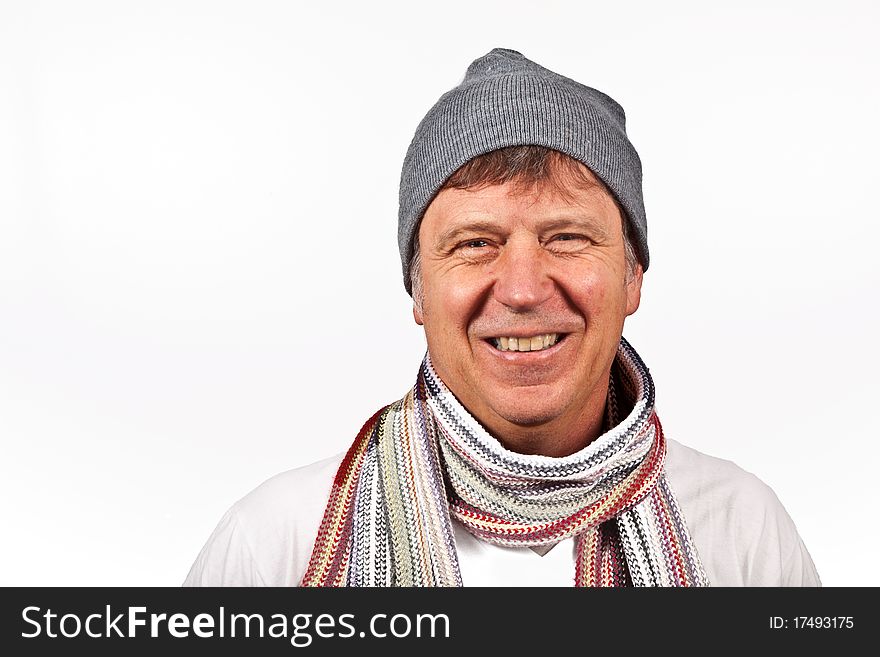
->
[461, 239, 489, 249]
[549, 234, 592, 248]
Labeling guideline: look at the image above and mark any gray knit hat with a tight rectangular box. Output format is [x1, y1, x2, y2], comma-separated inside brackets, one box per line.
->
[398, 48, 648, 295]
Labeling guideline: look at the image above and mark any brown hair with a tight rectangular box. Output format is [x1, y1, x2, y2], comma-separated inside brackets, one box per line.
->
[442, 145, 603, 201]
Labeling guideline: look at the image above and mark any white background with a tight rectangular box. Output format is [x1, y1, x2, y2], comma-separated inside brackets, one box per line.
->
[1, 0, 878, 586]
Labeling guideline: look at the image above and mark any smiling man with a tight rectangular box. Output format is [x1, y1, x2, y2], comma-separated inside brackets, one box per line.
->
[413, 155, 641, 458]
[184, 49, 819, 587]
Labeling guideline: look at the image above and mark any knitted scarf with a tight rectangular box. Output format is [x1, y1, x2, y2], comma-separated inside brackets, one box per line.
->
[301, 338, 708, 587]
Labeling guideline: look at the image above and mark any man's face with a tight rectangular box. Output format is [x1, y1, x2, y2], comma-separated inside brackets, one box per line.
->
[413, 163, 643, 456]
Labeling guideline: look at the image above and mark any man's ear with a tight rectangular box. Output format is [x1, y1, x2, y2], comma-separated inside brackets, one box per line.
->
[413, 303, 424, 326]
[625, 264, 643, 316]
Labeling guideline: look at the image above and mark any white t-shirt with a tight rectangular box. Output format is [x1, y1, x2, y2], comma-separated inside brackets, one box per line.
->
[183, 439, 820, 587]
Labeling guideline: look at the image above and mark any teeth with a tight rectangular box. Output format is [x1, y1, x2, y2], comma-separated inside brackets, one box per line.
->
[492, 334, 560, 352]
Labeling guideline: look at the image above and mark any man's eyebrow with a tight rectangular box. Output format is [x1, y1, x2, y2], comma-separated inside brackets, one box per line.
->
[534, 216, 611, 237]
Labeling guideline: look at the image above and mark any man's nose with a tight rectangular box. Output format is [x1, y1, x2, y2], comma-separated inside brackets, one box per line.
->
[491, 241, 554, 311]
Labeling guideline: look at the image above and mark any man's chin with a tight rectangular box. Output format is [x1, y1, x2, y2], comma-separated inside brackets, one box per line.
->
[483, 402, 562, 430]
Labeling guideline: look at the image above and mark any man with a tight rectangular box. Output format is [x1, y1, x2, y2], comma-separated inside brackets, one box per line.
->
[184, 48, 819, 587]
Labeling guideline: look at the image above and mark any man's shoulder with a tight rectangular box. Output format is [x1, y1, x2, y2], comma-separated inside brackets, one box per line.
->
[228, 451, 346, 561]
[665, 437, 789, 531]
[666, 438, 772, 495]
[665, 438, 820, 586]
[233, 452, 345, 521]
[183, 452, 344, 587]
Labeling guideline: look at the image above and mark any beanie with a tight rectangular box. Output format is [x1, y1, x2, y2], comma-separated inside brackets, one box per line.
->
[398, 48, 648, 295]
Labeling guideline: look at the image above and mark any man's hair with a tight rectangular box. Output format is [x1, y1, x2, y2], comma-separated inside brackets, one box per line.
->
[410, 146, 640, 313]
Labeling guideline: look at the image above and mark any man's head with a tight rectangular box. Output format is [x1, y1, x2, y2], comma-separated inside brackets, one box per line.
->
[411, 147, 643, 456]
[398, 49, 648, 455]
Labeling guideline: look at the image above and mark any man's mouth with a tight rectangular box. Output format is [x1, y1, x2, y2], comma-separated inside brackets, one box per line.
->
[487, 333, 565, 352]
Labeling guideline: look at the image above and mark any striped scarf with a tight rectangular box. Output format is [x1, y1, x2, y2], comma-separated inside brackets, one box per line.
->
[302, 338, 709, 587]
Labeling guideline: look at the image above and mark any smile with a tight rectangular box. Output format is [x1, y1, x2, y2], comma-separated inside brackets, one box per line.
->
[488, 333, 565, 352]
